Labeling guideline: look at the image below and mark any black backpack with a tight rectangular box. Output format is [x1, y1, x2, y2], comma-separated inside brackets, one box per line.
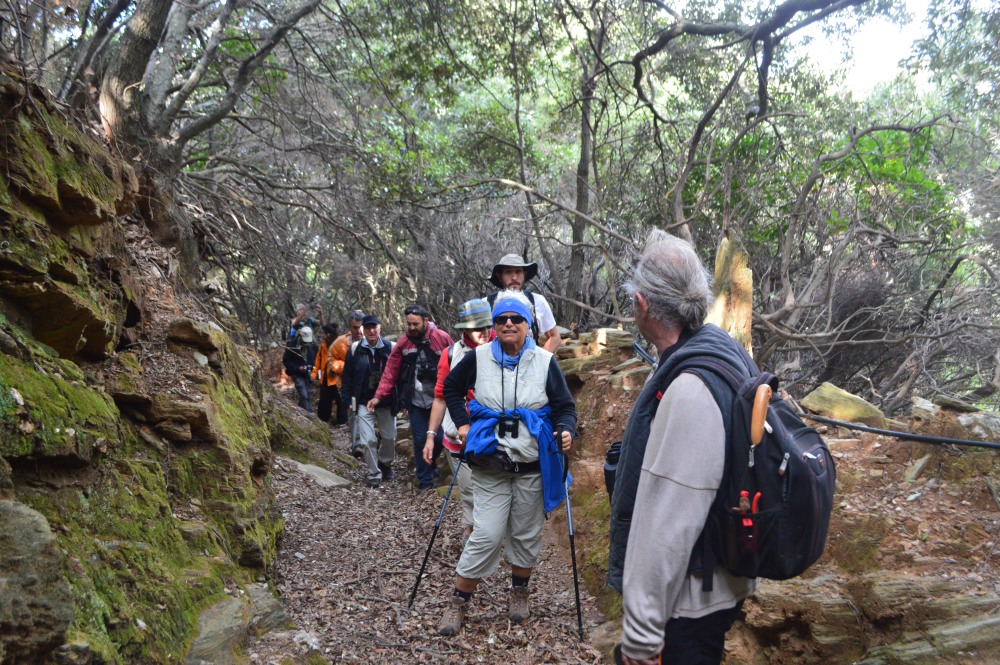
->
[664, 358, 836, 590]
[396, 339, 440, 409]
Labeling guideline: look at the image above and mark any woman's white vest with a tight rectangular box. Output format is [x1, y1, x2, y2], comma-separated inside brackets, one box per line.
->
[469, 343, 554, 463]
[441, 338, 474, 441]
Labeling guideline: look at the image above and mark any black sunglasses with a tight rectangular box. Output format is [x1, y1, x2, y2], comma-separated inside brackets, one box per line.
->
[494, 314, 527, 326]
[404, 305, 429, 317]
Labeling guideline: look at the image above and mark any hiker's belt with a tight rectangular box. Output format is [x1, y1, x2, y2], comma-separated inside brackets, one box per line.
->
[466, 450, 540, 474]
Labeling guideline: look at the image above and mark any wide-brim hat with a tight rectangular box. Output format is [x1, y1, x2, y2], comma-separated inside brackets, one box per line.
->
[489, 253, 538, 289]
[454, 298, 493, 329]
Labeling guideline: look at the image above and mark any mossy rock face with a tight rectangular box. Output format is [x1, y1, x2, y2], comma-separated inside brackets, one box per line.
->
[4, 273, 124, 359]
[0, 345, 120, 463]
[167, 318, 228, 354]
[263, 390, 332, 460]
[161, 330, 283, 575]
[0, 78, 136, 360]
[0, 180, 128, 360]
[15, 456, 234, 664]
[0, 76, 136, 226]
[0, 455, 11, 498]
[0, 74, 284, 663]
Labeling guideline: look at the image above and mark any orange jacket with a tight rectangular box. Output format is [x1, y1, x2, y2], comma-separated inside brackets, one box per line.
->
[312, 334, 350, 387]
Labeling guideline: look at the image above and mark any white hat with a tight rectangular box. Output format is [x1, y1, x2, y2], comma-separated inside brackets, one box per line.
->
[298, 326, 314, 343]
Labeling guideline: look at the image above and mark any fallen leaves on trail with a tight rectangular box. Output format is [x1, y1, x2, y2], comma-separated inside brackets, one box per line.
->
[245, 427, 606, 664]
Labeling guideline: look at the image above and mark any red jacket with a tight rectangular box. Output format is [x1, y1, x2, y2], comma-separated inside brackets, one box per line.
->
[373, 322, 453, 402]
[433, 330, 496, 399]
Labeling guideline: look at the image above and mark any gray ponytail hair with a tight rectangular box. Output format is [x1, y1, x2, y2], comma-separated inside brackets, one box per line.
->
[624, 230, 713, 331]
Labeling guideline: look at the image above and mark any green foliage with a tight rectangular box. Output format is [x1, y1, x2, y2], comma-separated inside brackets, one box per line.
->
[912, 0, 1000, 117]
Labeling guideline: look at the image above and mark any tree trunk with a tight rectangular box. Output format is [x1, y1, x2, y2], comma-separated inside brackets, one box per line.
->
[705, 233, 754, 354]
[99, 0, 172, 147]
[99, 0, 201, 284]
[565, 68, 595, 329]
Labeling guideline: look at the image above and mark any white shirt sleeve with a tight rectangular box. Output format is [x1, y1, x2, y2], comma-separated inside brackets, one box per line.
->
[532, 294, 557, 335]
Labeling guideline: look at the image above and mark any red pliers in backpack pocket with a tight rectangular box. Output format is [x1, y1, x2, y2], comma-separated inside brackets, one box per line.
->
[740, 491, 762, 552]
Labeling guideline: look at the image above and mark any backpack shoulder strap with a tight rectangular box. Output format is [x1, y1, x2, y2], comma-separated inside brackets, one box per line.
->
[522, 290, 541, 339]
[669, 357, 779, 403]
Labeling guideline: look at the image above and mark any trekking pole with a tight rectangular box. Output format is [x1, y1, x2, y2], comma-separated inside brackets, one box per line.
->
[558, 428, 585, 640]
[407, 454, 463, 609]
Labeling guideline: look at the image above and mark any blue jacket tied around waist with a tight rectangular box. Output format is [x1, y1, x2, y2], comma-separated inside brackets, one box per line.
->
[465, 400, 570, 513]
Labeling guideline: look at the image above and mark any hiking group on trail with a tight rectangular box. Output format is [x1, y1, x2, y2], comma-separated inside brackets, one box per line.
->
[280, 242, 834, 665]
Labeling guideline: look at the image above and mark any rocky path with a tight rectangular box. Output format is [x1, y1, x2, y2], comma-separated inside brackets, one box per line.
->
[244, 425, 608, 664]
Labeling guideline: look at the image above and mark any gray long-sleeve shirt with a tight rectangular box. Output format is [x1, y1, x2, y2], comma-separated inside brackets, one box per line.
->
[621, 373, 757, 660]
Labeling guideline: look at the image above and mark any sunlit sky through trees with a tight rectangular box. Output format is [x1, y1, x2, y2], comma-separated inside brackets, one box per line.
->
[802, 0, 929, 95]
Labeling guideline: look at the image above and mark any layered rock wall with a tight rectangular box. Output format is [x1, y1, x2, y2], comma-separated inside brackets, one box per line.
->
[0, 67, 308, 664]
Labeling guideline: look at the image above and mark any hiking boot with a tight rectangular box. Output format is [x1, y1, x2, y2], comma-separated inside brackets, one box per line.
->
[439, 596, 468, 636]
[351, 447, 364, 460]
[378, 462, 394, 481]
[509, 586, 530, 624]
[366, 479, 380, 489]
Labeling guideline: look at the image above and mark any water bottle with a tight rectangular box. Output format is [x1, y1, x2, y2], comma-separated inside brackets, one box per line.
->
[604, 440, 622, 503]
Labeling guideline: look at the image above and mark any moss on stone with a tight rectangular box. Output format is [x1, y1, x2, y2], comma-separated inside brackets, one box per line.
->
[17, 457, 237, 664]
[571, 480, 623, 621]
[0, 208, 77, 280]
[0, 208, 125, 359]
[0, 348, 120, 461]
[0, 81, 276, 663]
[263, 391, 333, 462]
[156, 334, 284, 575]
[117, 352, 143, 375]
[3, 92, 131, 225]
[828, 515, 889, 574]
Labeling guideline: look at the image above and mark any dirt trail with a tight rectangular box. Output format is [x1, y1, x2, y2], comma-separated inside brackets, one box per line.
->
[245, 383, 1000, 664]
[245, 424, 608, 664]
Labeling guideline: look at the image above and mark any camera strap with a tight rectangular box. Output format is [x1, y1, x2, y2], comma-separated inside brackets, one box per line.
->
[499, 359, 521, 416]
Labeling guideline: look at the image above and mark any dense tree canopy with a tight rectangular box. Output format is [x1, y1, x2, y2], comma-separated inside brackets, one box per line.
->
[1, 0, 997, 410]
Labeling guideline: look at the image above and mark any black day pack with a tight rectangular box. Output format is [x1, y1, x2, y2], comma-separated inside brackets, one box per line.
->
[663, 358, 836, 590]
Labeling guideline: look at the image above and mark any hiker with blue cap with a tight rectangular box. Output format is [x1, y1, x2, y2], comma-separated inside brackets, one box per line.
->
[435, 290, 577, 636]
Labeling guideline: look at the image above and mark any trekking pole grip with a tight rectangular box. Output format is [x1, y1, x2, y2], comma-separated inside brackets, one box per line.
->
[557, 427, 569, 481]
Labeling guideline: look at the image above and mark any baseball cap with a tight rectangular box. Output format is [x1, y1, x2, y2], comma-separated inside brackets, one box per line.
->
[361, 314, 381, 326]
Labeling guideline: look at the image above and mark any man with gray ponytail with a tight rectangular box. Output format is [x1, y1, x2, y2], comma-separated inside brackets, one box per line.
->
[608, 231, 756, 665]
